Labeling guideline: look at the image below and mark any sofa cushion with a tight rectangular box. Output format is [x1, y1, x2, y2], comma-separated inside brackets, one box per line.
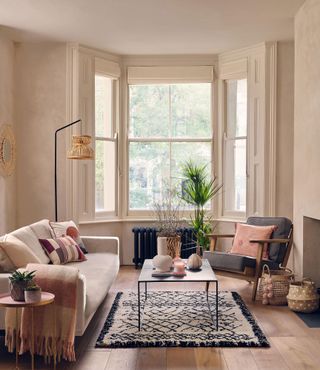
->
[10, 225, 50, 264]
[247, 217, 292, 263]
[203, 251, 280, 272]
[0, 234, 42, 268]
[0, 243, 15, 272]
[30, 219, 54, 239]
[68, 253, 119, 319]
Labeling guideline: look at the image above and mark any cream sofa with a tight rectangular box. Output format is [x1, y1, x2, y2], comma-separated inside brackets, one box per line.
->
[0, 220, 119, 336]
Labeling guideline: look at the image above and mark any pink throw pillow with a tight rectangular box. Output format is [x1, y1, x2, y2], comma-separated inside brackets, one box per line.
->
[230, 223, 277, 259]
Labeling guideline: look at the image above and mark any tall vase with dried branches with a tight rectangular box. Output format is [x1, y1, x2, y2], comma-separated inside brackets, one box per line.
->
[153, 190, 184, 258]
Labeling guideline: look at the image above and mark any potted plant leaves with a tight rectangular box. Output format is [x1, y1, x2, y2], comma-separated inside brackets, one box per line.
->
[180, 161, 222, 254]
[9, 270, 36, 301]
[24, 284, 42, 304]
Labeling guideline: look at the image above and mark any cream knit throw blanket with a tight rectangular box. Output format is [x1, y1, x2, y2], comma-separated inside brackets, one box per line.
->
[5, 263, 79, 362]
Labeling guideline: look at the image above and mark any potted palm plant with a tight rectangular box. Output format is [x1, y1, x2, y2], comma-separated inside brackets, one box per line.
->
[180, 161, 222, 254]
[9, 270, 36, 301]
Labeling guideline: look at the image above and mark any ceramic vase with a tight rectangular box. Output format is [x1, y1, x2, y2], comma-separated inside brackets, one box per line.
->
[187, 253, 202, 270]
[152, 254, 173, 272]
[157, 237, 168, 255]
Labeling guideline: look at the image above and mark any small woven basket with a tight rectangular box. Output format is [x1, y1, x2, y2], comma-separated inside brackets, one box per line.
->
[287, 278, 320, 313]
[257, 264, 294, 305]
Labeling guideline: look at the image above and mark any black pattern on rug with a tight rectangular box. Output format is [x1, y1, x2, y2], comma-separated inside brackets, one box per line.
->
[96, 291, 269, 348]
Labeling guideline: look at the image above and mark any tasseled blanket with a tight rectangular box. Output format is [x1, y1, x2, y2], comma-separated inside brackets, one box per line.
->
[5, 263, 79, 362]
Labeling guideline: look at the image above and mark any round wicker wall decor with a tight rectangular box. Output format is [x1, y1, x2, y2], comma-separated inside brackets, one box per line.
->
[0, 124, 16, 177]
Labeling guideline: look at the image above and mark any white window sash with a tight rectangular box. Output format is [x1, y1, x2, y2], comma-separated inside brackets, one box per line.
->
[220, 72, 248, 220]
[94, 74, 119, 218]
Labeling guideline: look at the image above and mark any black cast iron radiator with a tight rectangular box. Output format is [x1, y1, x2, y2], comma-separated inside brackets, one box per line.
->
[132, 227, 196, 268]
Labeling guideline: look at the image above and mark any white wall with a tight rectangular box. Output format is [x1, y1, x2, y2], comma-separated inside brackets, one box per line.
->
[0, 31, 16, 234]
[294, 0, 320, 284]
[15, 43, 67, 226]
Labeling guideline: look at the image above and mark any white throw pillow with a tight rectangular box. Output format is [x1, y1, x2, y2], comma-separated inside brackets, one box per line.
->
[50, 220, 88, 254]
[29, 219, 54, 239]
[0, 245, 15, 272]
[0, 234, 42, 268]
[10, 225, 50, 264]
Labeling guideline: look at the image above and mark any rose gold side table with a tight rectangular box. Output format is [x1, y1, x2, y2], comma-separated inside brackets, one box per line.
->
[0, 292, 55, 370]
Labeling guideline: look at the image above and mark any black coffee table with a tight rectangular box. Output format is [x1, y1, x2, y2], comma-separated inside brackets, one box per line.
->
[137, 258, 219, 330]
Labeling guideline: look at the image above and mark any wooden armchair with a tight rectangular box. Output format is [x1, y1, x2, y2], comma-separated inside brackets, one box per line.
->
[204, 217, 293, 301]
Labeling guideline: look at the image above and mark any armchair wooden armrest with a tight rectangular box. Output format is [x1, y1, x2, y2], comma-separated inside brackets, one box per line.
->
[249, 238, 290, 244]
[207, 234, 235, 238]
[207, 234, 235, 252]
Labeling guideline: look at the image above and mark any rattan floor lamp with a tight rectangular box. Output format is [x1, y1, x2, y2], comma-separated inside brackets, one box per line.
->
[54, 119, 94, 221]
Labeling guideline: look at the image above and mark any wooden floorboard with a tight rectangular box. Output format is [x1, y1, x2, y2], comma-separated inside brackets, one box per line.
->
[1, 265, 320, 369]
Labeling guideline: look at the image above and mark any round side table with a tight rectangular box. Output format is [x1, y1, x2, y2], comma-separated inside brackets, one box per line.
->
[0, 292, 55, 370]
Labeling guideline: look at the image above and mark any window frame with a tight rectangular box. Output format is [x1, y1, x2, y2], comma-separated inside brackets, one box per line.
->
[221, 76, 248, 219]
[215, 62, 249, 222]
[94, 72, 120, 219]
[126, 82, 214, 217]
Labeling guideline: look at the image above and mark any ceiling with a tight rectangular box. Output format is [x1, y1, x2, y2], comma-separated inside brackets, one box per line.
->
[0, 0, 305, 55]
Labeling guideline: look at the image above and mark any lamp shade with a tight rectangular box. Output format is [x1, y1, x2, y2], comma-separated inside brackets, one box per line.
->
[67, 135, 94, 160]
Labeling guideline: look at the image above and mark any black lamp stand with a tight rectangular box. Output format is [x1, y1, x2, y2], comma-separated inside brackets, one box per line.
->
[54, 119, 82, 222]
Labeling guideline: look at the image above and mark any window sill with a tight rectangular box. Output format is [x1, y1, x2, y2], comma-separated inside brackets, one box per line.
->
[79, 217, 157, 225]
[78, 216, 244, 225]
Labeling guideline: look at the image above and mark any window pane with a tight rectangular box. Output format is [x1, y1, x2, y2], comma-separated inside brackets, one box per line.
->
[95, 140, 116, 212]
[129, 85, 170, 138]
[171, 84, 211, 138]
[224, 139, 246, 212]
[129, 142, 170, 210]
[226, 79, 247, 137]
[95, 75, 112, 138]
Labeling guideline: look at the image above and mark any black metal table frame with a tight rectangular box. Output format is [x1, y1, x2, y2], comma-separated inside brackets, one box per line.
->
[137, 280, 219, 331]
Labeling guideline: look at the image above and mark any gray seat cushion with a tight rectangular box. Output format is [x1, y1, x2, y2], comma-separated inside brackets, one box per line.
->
[247, 217, 292, 263]
[203, 251, 280, 272]
[68, 253, 119, 319]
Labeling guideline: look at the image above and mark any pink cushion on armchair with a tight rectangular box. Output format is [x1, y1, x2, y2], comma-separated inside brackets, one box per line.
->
[230, 223, 277, 259]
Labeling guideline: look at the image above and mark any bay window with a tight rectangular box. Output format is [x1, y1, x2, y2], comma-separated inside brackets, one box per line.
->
[73, 45, 275, 223]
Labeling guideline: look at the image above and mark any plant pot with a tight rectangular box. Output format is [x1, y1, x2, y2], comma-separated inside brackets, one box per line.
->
[24, 289, 42, 304]
[9, 281, 29, 302]
[166, 236, 181, 258]
[157, 237, 168, 255]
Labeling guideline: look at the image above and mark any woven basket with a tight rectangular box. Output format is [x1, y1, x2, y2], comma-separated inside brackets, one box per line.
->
[287, 278, 320, 313]
[257, 264, 294, 305]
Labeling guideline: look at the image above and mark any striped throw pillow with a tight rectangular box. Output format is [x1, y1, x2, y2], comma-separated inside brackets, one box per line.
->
[39, 236, 87, 265]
